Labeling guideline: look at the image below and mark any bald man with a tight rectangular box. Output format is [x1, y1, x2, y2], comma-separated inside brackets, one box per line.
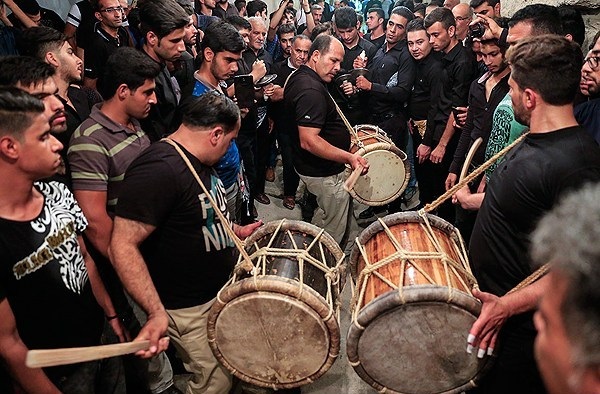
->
[452, 3, 473, 41]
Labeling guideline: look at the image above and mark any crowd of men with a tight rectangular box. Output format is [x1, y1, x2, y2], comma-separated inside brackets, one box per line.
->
[0, 0, 599, 393]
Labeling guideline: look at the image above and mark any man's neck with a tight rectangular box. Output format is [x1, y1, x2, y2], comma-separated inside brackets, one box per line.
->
[100, 100, 132, 128]
[371, 25, 384, 39]
[200, 6, 213, 15]
[529, 104, 578, 134]
[345, 37, 360, 50]
[386, 39, 400, 52]
[55, 74, 71, 103]
[217, 1, 228, 10]
[168, 126, 211, 164]
[0, 170, 40, 221]
[196, 65, 222, 91]
[143, 45, 163, 64]
[443, 38, 459, 54]
[101, 23, 119, 38]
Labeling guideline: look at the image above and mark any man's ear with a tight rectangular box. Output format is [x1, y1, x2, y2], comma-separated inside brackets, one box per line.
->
[210, 126, 225, 145]
[146, 31, 158, 47]
[116, 84, 130, 100]
[523, 88, 537, 110]
[0, 136, 20, 160]
[448, 25, 456, 39]
[94, 11, 103, 23]
[45, 51, 59, 68]
[203, 47, 215, 62]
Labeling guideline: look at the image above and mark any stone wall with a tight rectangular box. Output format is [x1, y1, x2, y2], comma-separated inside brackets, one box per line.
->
[501, 0, 600, 49]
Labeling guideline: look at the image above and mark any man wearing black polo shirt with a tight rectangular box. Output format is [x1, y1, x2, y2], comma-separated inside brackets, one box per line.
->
[364, 8, 385, 49]
[284, 35, 368, 245]
[83, 0, 131, 91]
[416, 6, 477, 222]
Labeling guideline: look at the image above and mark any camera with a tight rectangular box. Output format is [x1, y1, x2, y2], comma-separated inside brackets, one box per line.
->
[468, 22, 485, 39]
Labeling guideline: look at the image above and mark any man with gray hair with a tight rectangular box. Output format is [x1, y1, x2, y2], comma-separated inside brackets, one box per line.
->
[531, 182, 600, 394]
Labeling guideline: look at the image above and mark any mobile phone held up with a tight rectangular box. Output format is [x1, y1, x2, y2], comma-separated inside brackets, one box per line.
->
[234, 75, 255, 109]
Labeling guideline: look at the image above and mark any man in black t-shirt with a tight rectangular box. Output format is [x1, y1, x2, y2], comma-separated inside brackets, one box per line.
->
[284, 34, 368, 246]
[0, 87, 124, 393]
[110, 93, 262, 394]
[467, 36, 600, 394]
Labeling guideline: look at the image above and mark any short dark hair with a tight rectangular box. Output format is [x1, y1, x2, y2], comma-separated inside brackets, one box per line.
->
[334, 6, 358, 29]
[367, 7, 385, 20]
[592, 31, 600, 51]
[225, 15, 252, 31]
[507, 35, 582, 106]
[182, 91, 240, 132]
[16, 0, 41, 15]
[558, 5, 585, 47]
[138, 0, 190, 39]
[423, 6, 454, 29]
[18, 26, 67, 60]
[277, 23, 296, 38]
[99, 47, 161, 99]
[176, 0, 195, 15]
[0, 86, 45, 139]
[469, 0, 499, 9]
[0, 56, 56, 88]
[201, 21, 246, 55]
[508, 4, 562, 36]
[428, 0, 444, 7]
[391, 6, 415, 23]
[246, 0, 267, 17]
[406, 17, 426, 34]
[234, 0, 246, 12]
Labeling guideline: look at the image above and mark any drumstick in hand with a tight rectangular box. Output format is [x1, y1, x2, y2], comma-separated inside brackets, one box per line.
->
[26, 339, 163, 368]
[344, 165, 364, 192]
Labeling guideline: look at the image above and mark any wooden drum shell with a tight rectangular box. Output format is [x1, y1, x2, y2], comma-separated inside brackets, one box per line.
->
[347, 212, 493, 394]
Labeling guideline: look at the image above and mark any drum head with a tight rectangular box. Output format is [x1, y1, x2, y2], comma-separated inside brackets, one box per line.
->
[348, 143, 410, 206]
[347, 286, 492, 394]
[208, 277, 340, 388]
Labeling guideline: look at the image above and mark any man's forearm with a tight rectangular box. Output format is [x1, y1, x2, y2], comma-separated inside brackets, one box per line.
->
[502, 274, 550, 316]
[437, 112, 458, 147]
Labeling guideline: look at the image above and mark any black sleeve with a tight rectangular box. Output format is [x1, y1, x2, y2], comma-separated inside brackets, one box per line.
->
[451, 58, 477, 107]
[293, 87, 327, 129]
[83, 38, 104, 79]
[423, 62, 444, 147]
[450, 80, 477, 174]
[369, 49, 416, 105]
[115, 149, 180, 227]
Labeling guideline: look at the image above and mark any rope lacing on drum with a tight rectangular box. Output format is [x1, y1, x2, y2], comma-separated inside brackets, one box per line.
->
[350, 213, 476, 326]
[229, 219, 346, 322]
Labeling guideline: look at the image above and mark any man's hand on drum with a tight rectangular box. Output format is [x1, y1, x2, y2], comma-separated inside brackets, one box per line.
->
[355, 75, 372, 91]
[429, 142, 446, 164]
[234, 221, 263, 240]
[416, 144, 431, 164]
[467, 288, 509, 358]
[135, 308, 170, 358]
[349, 153, 369, 175]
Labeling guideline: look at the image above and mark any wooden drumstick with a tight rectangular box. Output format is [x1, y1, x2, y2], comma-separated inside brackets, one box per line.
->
[26, 339, 160, 368]
[459, 137, 483, 182]
[344, 165, 364, 192]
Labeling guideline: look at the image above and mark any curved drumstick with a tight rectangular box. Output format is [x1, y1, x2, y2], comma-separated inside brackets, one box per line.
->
[344, 165, 364, 192]
[26, 339, 161, 368]
[459, 137, 483, 182]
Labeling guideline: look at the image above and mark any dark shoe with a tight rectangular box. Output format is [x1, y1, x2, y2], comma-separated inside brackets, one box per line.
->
[252, 203, 258, 218]
[282, 196, 296, 210]
[265, 167, 275, 182]
[255, 193, 270, 205]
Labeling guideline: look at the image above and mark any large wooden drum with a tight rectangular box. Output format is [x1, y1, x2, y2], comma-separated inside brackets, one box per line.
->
[347, 212, 493, 394]
[207, 220, 346, 389]
[346, 124, 410, 206]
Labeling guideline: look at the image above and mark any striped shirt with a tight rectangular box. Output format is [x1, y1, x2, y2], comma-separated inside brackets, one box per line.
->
[68, 104, 151, 212]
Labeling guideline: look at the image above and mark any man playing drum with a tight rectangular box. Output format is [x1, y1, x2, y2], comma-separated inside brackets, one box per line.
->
[109, 93, 262, 394]
[284, 34, 368, 247]
[466, 35, 600, 394]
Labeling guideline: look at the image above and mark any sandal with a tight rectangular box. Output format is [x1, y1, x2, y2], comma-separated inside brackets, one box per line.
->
[282, 196, 296, 210]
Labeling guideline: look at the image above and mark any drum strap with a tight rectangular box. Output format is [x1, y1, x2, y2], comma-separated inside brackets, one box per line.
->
[422, 131, 529, 214]
[161, 138, 254, 273]
[327, 91, 364, 148]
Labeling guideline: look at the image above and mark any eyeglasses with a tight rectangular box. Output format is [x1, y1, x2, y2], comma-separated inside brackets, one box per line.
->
[455, 16, 471, 21]
[100, 6, 124, 14]
[584, 56, 600, 70]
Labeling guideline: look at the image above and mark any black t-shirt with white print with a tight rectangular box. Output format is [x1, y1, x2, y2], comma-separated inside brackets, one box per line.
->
[0, 181, 103, 380]
[115, 140, 238, 310]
